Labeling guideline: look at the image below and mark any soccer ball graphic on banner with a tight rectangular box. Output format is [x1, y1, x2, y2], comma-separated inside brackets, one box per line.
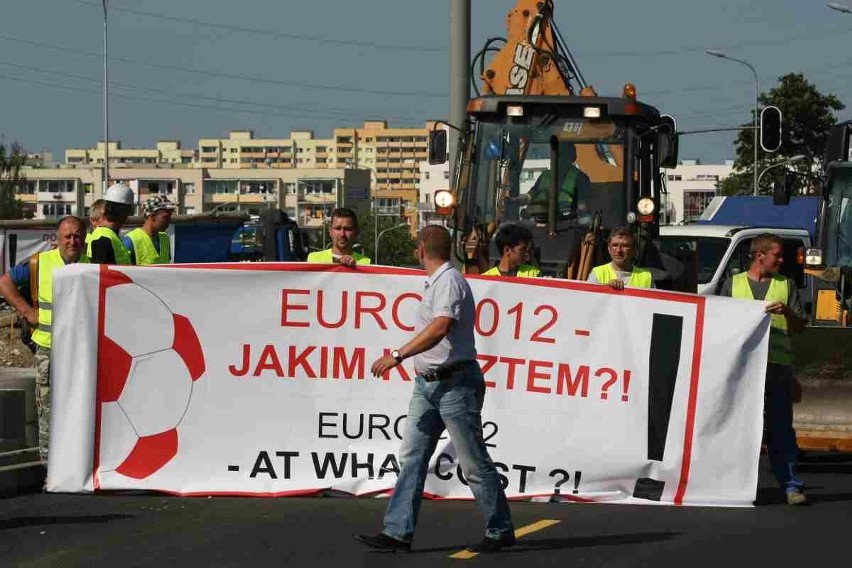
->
[97, 273, 205, 480]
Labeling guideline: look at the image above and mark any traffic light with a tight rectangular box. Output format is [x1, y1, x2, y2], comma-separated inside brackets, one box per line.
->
[760, 106, 782, 153]
[773, 170, 796, 206]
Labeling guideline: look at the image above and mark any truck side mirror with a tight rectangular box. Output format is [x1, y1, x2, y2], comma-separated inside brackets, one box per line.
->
[657, 115, 678, 169]
[760, 106, 783, 153]
[428, 129, 448, 165]
[773, 170, 795, 206]
[825, 123, 851, 163]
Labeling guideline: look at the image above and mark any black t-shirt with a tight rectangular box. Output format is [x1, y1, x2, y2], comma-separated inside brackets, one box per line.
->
[90, 236, 116, 264]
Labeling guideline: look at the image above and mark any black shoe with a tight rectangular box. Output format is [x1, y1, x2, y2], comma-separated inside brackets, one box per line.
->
[469, 532, 516, 553]
[356, 533, 412, 553]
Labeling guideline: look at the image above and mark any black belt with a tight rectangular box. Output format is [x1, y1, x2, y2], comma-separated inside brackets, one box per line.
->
[420, 360, 476, 382]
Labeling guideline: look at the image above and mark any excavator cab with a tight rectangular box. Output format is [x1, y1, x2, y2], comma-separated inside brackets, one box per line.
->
[434, 94, 686, 287]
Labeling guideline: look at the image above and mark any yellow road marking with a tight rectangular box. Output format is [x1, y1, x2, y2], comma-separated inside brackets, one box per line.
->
[449, 519, 561, 559]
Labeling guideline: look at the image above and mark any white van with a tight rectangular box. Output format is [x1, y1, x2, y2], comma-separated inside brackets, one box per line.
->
[658, 225, 812, 311]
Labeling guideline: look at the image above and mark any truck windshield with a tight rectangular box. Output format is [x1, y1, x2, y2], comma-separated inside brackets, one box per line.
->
[659, 235, 730, 284]
[827, 168, 852, 267]
[469, 117, 626, 227]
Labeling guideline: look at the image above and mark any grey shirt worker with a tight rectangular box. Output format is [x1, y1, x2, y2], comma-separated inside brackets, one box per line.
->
[412, 261, 477, 374]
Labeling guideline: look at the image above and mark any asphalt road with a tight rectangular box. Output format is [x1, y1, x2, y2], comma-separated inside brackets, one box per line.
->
[1, 452, 850, 567]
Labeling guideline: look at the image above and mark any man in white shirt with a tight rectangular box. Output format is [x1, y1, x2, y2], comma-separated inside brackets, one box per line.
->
[357, 225, 515, 554]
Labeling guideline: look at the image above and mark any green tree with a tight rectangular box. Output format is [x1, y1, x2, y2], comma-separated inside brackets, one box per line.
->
[358, 212, 417, 267]
[0, 142, 25, 219]
[728, 73, 844, 195]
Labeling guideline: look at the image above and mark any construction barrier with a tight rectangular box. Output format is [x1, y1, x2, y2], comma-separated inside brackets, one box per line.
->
[48, 263, 769, 506]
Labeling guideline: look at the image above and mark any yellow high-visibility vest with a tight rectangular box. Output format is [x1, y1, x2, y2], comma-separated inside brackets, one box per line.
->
[31, 248, 90, 349]
[482, 264, 541, 277]
[732, 272, 794, 366]
[306, 249, 371, 265]
[591, 263, 653, 288]
[126, 228, 171, 265]
[87, 226, 131, 265]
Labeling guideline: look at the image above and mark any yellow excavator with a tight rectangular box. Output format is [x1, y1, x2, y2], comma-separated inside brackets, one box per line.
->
[431, 0, 852, 451]
[430, 0, 690, 290]
[776, 120, 852, 450]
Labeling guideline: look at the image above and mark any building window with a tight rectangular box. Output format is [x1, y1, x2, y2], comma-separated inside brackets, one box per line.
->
[240, 180, 275, 194]
[185, 206, 197, 215]
[201, 146, 218, 153]
[42, 203, 72, 217]
[683, 190, 716, 221]
[443, 171, 449, 180]
[285, 183, 297, 194]
[184, 183, 196, 194]
[203, 180, 238, 194]
[17, 181, 37, 194]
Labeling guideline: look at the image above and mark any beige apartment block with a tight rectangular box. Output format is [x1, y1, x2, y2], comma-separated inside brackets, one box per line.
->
[202, 167, 371, 227]
[197, 129, 337, 170]
[65, 141, 195, 167]
[17, 165, 204, 220]
[333, 121, 433, 218]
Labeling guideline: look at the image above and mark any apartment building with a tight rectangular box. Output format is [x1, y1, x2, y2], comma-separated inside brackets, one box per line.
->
[197, 130, 337, 170]
[15, 164, 370, 225]
[334, 121, 432, 217]
[65, 141, 195, 167]
[16, 166, 204, 220]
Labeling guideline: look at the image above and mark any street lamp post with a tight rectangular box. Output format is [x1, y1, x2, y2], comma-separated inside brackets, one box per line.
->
[757, 155, 806, 188]
[705, 49, 759, 196]
[376, 223, 409, 266]
[102, 0, 109, 192]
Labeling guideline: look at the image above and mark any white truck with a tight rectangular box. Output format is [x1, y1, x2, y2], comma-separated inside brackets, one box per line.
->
[658, 224, 812, 310]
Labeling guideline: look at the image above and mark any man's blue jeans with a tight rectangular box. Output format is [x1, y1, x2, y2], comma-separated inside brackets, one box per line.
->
[382, 362, 514, 543]
[765, 363, 804, 492]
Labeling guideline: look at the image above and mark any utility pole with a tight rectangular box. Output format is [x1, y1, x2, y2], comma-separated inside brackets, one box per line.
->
[449, 0, 470, 180]
[102, 0, 110, 192]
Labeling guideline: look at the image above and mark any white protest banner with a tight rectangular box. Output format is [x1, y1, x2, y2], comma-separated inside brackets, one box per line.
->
[48, 263, 769, 507]
[2, 228, 56, 273]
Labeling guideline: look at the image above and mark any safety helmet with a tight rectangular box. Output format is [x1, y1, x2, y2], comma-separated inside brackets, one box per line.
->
[104, 182, 135, 205]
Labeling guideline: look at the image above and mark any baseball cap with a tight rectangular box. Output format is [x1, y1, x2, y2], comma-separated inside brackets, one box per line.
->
[143, 195, 175, 218]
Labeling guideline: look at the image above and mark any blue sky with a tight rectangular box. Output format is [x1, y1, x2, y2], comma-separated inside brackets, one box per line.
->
[1, 0, 851, 164]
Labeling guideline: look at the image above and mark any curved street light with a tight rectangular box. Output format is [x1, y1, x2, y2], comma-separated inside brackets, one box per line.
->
[828, 3, 852, 14]
[705, 49, 759, 196]
[757, 155, 806, 188]
[376, 223, 409, 265]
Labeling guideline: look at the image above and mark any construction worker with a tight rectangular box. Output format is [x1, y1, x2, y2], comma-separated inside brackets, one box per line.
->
[509, 142, 591, 219]
[88, 199, 105, 232]
[88, 182, 134, 265]
[718, 233, 808, 506]
[123, 195, 174, 265]
[0, 216, 89, 462]
[306, 207, 371, 267]
[482, 223, 541, 277]
[588, 227, 653, 290]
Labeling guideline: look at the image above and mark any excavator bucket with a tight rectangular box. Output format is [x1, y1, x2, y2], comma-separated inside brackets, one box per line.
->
[793, 327, 852, 451]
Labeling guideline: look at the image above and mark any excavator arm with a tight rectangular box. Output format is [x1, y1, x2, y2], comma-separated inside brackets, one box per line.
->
[473, 0, 590, 97]
[468, 0, 604, 279]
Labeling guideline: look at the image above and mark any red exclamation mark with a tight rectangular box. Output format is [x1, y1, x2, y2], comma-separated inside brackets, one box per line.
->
[621, 369, 632, 402]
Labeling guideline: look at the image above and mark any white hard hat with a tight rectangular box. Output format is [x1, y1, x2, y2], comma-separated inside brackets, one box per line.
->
[104, 182, 135, 205]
